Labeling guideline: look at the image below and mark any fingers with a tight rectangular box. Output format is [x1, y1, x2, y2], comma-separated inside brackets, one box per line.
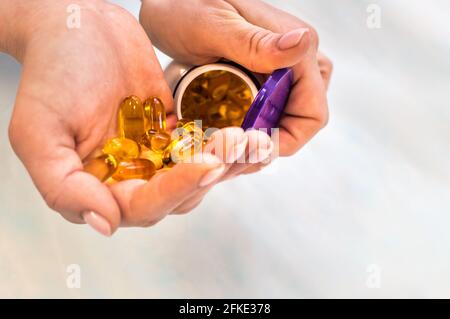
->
[110, 153, 225, 227]
[227, 0, 330, 156]
[204, 127, 248, 165]
[207, 19, 311, 74]
[171, 189, 208, 215]
[9, 100, 121, 236]
[110, 127, 248, 223]
[222, 129, 274, 179]
[169, 127, 248, 214]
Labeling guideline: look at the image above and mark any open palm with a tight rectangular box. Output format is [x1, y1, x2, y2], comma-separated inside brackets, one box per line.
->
[8, 1, 233, 235]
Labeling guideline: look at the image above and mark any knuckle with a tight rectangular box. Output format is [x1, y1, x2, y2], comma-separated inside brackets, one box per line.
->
[319, 53, 333, 74]
[317, 107, 330, 129]
[42, 187, 62, 212]
[7, 119, 19, 148]
[243, 28, 274, 71]
[306, 25, 320, 50]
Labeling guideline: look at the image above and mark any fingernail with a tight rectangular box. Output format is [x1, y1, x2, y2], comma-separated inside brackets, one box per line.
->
[277, 28, 309, 50]
[199, 165, 226, 187]
[226, 136, 248, 163]
[82, 211, 112, 237]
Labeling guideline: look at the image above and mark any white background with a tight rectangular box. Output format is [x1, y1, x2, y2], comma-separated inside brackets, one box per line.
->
[0, 0, 449, 298]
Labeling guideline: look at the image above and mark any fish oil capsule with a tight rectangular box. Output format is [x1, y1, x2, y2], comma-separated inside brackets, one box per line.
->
[112, 159, 156, 181]
[143, 97, 167, 131]
[140, 149, 164, 170]
[225, 101, 243, 121]
[102, 137, 140, 161]
[228, 86, 252, 106]
[163, 135, 200, 163]
[118, 96, 146, 142]
[203, 70, 227, 78]
[165, 161, 176, 168]
[83, 154, 118, 182]
[207, 72, 231, 101]
[207, 102, 230, 128]
[140, 130, 171, 152]
[190, 91, 209, 105]
[181, 121, 204, 143]
[176, 118, 194, 128]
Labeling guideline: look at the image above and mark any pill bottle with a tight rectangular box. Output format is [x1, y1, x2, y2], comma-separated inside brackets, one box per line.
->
[164, 61, 293, 134]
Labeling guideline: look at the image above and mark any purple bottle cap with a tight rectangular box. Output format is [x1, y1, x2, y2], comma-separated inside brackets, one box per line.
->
[241, 68, 293, 134]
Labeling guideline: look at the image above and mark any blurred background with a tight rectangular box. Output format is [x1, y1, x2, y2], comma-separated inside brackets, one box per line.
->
[0, 0, 449, 298]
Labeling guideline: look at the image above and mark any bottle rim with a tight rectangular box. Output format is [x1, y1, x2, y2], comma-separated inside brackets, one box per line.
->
[173, 63, 259, 120]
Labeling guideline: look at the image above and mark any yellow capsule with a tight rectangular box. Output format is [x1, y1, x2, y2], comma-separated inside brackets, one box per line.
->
[225, 102, 243, 121]
[208, 71, 231, 101]
[203, 70, 227, 78]
[102, 137, 139, 161]
[228, 86, 253, 106]
[140, 130, 171, 152]
[118, 96, 146, 142]
[140, 149, 164, 170]
[176, 118, 193, 128]
[182, 121, 204, 143]
[83, 154, 118, 182]
[190, 91, 209, 105]
[165, 161, 177, 168]
[143, 97, 167, 131]
[163, 135, 201, 164]
[112, 159, 156, 181]
[208, 102, 228, 122]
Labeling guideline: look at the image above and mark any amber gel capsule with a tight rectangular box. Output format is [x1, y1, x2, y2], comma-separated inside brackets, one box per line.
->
[163, 129, 204, 164]
[140, 149, 164, 170]
[83, 154, 118, 182]
[118, 96, 146, 142]
[163, 137, 194, 164]
[181, 121, 204, 145]
[142, 97, 171, 151]
[112, 158, 156, 181]
[141, 130, 171, 152]
[207, 71, 231, 101]
[102, 137, 139, 161]
[144, 97, 167, 131]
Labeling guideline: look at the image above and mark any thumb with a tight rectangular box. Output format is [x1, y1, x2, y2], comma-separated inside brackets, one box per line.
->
[110, 153, 225, 227]
[210, 22, 311, 73]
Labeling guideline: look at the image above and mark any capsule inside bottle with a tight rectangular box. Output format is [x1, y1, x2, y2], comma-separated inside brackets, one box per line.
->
[180, 70, 254, 129]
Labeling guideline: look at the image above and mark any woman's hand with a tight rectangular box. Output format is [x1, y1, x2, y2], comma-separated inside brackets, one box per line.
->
[4, 0, 242, 236]
[140, 0, 332, 177]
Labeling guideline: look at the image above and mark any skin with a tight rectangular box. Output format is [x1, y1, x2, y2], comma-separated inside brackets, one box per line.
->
[0, 0, 248, 234]
[139, 0, 332, 206]
[0, 0, 331, 236]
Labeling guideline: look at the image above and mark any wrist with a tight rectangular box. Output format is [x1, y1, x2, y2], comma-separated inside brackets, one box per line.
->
[0, 0, 29, 59]
[0, 0, 107, 61]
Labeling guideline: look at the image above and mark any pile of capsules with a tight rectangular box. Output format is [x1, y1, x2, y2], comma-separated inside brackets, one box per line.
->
[181, 70, 253, 129]
[83, 96, 204, 183]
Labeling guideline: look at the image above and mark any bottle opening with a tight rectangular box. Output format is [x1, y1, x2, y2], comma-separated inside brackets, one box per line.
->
[174, 64, 259, 130]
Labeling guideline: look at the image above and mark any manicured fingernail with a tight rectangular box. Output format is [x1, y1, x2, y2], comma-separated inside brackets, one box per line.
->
[277, 28, 309, 50]
[226, 135, 248, 163]
[82, 211, 112, 237]
[199, 165, 226, 187]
